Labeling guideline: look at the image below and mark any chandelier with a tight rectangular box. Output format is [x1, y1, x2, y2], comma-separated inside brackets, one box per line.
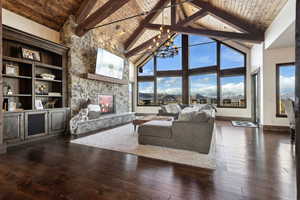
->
[147, 8, 179, 58]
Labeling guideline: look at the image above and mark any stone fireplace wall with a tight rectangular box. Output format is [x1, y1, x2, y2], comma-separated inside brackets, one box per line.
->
[61, 16, 129, 116]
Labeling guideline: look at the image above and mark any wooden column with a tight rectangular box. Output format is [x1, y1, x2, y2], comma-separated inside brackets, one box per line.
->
[182, 34, 189, 104]
[295, 0, 300, 197]
[0, 1, 6, 154]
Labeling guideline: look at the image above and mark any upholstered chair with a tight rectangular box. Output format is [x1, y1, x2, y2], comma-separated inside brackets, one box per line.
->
[282, 99, 296, 143]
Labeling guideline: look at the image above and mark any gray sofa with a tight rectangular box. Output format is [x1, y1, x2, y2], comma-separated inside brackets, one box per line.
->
[138, 108, 215, 154]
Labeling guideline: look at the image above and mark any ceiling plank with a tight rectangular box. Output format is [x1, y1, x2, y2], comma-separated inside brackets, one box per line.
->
[75, 0, 129, 37]
[190, 0, 264, 35]
[75, 0, 97, 24]
[124, 0, 171, 51]
[144, 24, 264, 43]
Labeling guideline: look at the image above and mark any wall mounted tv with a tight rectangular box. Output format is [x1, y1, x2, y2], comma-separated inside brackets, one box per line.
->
[95, 48, 124, 80]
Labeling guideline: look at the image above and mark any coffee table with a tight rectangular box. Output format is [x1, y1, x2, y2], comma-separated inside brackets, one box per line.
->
[133, 115, 173, 131]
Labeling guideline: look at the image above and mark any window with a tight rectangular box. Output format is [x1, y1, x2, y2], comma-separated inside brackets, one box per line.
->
[157, 77, 182, 104]
[220, 75, 245, 108]
[220, 44, 245, 69]
[157, 35, 182, 71]
[189, 73, 217, 104]
[137, 34, 246, 107]
[138, 58, 154, 76]
[189, 35, 217, 69]
[277, 63, 295, 116]
[138, 82, 154, 106]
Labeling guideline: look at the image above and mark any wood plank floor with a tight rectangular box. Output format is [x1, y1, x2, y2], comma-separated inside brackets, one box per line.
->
[0, 121, 296, 200]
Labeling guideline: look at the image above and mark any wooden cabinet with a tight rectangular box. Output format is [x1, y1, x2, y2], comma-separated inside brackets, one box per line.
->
[3, 112, 24, 143]
[3, 108, 69, 145]
[48, 109, 67, 134]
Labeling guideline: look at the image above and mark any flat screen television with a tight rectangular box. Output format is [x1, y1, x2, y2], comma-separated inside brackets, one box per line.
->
[95, 48, 124, 80]
[99, 95, 114, 114]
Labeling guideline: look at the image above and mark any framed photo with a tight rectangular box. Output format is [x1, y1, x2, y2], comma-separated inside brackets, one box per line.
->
[5, 64, 19, 75]
[35, 99, 44, 110]
[21, 47, 41, 61]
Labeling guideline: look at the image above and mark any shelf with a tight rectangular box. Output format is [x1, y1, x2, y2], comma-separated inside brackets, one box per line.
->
[4, 94, 32, 98]
[35, 78, 62, 83]
[3, 56, 33, 64]
[35, 62, 63, 71]
[85, 73, 128, 85]
[3, 74, 32, 79]
[36, 95, 62, 98]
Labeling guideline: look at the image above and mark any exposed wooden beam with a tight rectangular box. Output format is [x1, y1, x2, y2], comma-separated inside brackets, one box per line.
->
[178, 8, 208, 27]
[125, 35, 161, 57]
[75, 0, 97, 24]
[126, 8, 210, 58]
[171, 0, 177, 25]
[191, 0, 263, 35]
[124, 0, 171, 51]
[75, 0, 129, 37]
[144, 24, 264, 43]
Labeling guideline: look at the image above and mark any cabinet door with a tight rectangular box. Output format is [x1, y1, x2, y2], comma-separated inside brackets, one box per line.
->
[49, 109, 67, 134]
[3, 113, 24, 143]
[25, 111, 48, 139]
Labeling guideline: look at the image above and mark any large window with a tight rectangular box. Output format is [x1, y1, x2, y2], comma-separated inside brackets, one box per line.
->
[189, 35, 217, 69]
[276, 63, 295, 116]
[137, 34, 246, 107]
[220, 75, 245, 107]
[138, 82, 154, 106]
[189, 73, 217, 104]
[157, 35, 182, 71]
[220, 44, 245, 69]
[157, 77, 182, 105]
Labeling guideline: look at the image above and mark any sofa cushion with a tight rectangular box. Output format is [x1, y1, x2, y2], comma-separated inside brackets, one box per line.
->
[88, 111, 101, 120]
[191, 110, 211, 122]
[139, 120, 172, 139]
[164, 104, 181, 114]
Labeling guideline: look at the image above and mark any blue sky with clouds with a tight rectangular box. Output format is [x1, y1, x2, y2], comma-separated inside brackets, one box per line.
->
[279, 65, 295, 99]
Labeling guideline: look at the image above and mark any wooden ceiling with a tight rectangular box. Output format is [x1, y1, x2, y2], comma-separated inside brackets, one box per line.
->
[3, 0, 288, 63]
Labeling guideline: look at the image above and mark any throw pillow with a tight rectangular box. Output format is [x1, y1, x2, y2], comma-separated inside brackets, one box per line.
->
[178, 111, 195, 121]
[87, 104, 101, 112]
[165, 103, 181, 114]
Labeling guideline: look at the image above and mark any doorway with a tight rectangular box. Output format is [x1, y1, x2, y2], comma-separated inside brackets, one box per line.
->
[251, 71, 260, 124]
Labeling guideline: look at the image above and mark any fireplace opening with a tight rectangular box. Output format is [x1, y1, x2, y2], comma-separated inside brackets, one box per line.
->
[98, 95, 114, 114]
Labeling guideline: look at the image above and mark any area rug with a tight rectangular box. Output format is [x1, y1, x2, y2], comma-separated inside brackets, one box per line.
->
[232, 121, 258, 128]
[71, 123, 216, 170]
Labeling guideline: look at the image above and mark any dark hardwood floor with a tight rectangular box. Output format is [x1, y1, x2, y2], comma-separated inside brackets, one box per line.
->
[0, 121, 296, 200]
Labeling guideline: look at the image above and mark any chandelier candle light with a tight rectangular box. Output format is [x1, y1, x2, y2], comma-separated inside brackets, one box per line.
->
[148, 8, 179, 59]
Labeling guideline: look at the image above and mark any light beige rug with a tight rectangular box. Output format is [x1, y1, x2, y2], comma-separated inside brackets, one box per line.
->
[71, 123, 216, 170]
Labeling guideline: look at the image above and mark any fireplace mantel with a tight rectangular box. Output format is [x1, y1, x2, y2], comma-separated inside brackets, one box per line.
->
[84, 73, 128, 85]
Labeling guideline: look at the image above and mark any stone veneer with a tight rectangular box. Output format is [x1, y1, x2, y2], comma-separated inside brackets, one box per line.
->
[61, 16, 130, 116]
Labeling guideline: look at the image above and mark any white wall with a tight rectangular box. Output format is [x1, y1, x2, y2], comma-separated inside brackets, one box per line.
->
[2, 8, 60, 44]
[264, 0, 295, 49]
[135, 40, 252, 118]
[262, 47, 295, 126]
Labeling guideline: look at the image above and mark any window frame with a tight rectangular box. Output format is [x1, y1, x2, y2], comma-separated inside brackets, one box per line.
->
[136, 35, 247, 108]
[276, 62, 295, 117]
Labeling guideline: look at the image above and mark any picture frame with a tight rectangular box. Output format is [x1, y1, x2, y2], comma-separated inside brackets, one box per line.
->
[21, 47, 41, 61]
[5, 64, 19, 75]
[35, 99, 44, 110]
